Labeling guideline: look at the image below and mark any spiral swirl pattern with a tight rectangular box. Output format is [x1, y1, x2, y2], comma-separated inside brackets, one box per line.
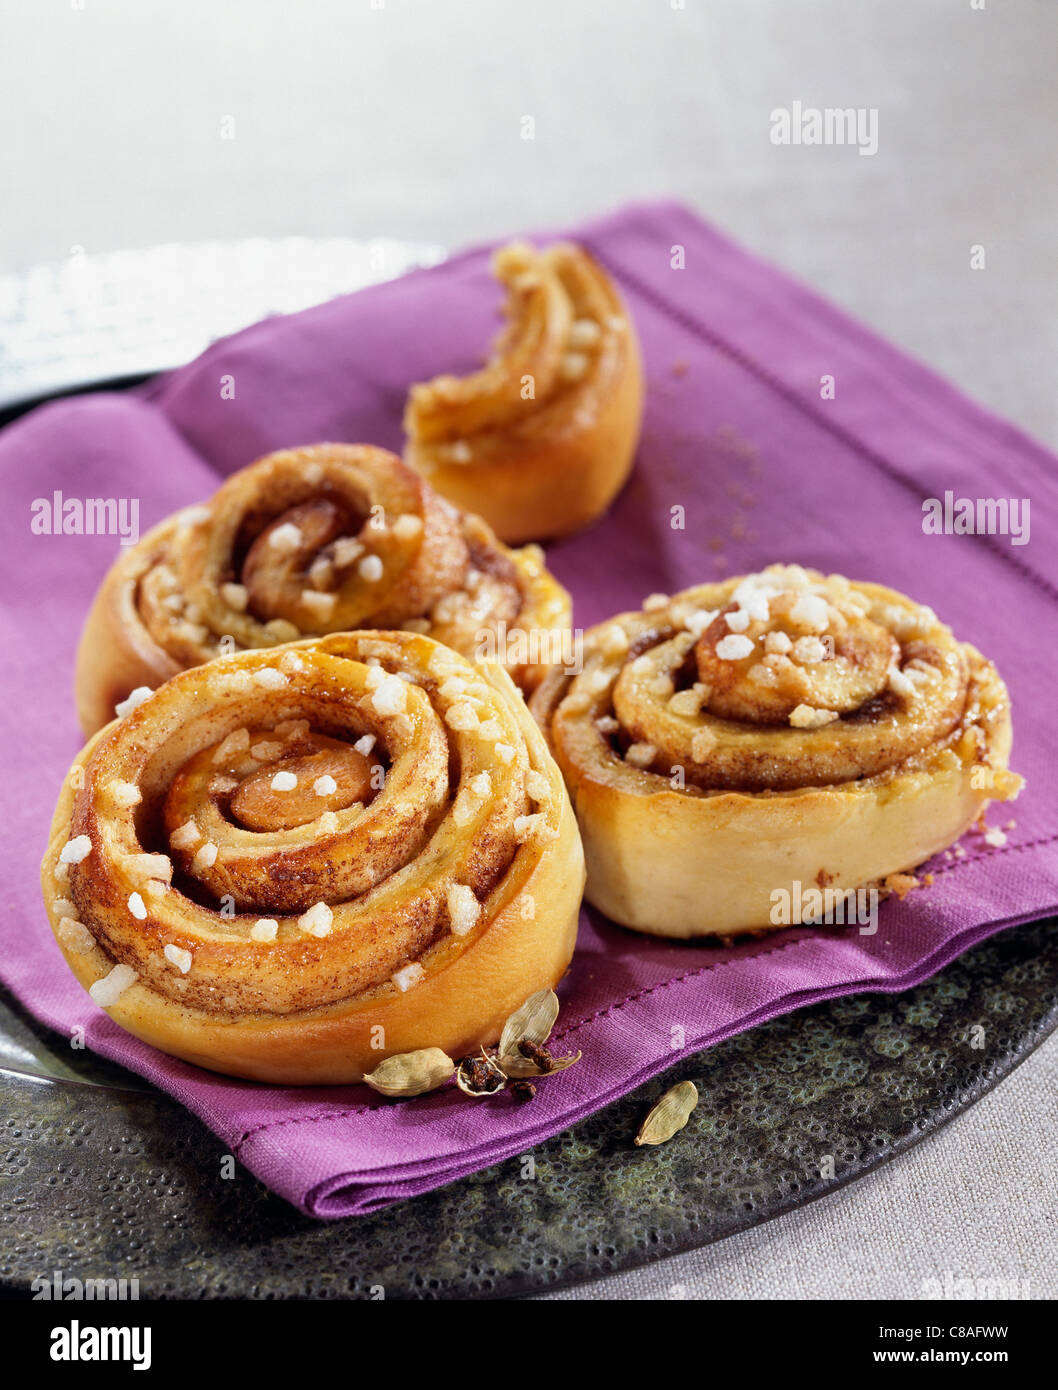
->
[47, 632, 584, 1080]
[406, 241, 621, 443]
[530, 565, 1019, 938]
[76, 444, 570, 734]
[403, 241, 644, 543]
[537, 565, 998, 793]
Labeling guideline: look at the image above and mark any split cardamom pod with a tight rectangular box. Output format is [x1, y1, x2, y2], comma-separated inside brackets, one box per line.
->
[501, 1048, 583, 1079]
[634, 1081, 699, 1147]
[455, 1050, 507, 1096]
[498, 988, 559, 1060]
[362, 1047, 455, 1097]
[496, 988, 567, 1074]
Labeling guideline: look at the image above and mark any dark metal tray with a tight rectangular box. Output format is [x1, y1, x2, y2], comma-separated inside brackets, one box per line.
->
[2, 917, 1055, 1299]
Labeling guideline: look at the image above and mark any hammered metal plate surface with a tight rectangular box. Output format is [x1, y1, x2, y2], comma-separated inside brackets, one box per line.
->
[2, 918, 1055, 1300]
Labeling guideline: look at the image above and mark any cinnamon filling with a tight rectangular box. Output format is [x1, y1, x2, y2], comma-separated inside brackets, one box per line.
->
[404, 240, 622, 451]
[240, 498, 358, 623]
[60, 631, 552, 1018]
[558, 568, 976, 794]
[122, 444, 565, 698]
[230, 741, 380, 831]
[696, 601, 897, 725]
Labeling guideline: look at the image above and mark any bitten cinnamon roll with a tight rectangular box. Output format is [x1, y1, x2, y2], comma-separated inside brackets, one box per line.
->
[44, 633, 584, 1084]
[403, 241, 644, 544]
[530, 565, 1022, 939]
[75, 444, 571, 735]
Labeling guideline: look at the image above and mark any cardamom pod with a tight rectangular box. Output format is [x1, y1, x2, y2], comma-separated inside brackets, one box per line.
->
[500, 1049, 582, 1079]
[498, 987, 559, 1060]
[634, 1081, 698, 1147]
[455, 1050, 507, 1096]
[362, 1047, 454, 1097]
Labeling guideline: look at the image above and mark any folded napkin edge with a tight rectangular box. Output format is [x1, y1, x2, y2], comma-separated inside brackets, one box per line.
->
[226, 827, 1058, 1208]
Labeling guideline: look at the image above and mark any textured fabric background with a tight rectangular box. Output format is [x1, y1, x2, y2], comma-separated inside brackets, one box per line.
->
[2, 201, 1055, 1223]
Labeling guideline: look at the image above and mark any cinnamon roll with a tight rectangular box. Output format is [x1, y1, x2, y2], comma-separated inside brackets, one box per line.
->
[75, 444, 571, 735]
[530, 565, 1022, 939]
[403, 241, 644, 544]
[44, 633, 584, 1084]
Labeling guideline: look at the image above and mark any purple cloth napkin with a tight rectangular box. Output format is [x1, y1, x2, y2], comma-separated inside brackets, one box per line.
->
[2, 201, 1056, 1218]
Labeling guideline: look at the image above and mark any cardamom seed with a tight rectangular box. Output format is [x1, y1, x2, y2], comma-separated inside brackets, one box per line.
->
[516, 1039, 553, 1072]
[498, 987, 559, 1061]
[362, 1047, 454, 1097]
[634, 1081, 698, 1147]
[455, 1050, 507, 1096]
[500, 1048, 582, 1078]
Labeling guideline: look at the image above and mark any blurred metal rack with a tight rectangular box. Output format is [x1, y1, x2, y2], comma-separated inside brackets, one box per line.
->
[0, 236, 447, 417]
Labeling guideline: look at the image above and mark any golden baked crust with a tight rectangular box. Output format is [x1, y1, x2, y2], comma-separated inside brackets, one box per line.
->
[45, 633, 584, 1084]
[404, 241, 644, 544]
[530, 565, 1022, 938]
[75, 444, 571, 735]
